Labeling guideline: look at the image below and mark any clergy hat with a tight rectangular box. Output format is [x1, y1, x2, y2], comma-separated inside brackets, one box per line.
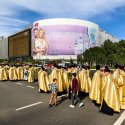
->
[104, 67, 110, 72]
[96, 65, 100, 70]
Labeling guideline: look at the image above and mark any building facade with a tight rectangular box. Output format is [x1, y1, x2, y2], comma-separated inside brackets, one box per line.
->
[0, 18, 119, 60]
[32, 18, 119, 59]
[0, 38, 8, 59]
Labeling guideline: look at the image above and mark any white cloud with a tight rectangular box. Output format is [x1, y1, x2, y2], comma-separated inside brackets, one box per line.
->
[7, 0, 125, 18]
[0, 0, 17, 16]
[0, 0, 125, 37]
[0, 0, 30, 37]
[0, 16, 30, 37]
[0, 16, 29, 26]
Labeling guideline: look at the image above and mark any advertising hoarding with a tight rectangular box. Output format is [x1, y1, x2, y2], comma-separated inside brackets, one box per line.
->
[32, 24, 98, 58]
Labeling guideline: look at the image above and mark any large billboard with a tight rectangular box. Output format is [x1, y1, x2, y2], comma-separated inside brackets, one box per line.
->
[32, 19, 98, 58]
[8, 29, 31, 57]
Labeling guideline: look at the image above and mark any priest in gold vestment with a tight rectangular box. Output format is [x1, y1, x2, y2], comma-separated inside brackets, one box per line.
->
[38, 67, 49, 92]
[28, 65, 35, 83]
[49, 65, 63, 92]
[34, 65, 40, 81]
[63, 67, 69, 91]
[89, 65, 103, 105]
[9, 65, 18, 81]
[78, 65, 89, 93]
[0, 65, 8, 80]
[100, 67, 120, 115]
[118, 65, 125, 109]
[87, 66, 92, 91]
[16, 65, 24, 80]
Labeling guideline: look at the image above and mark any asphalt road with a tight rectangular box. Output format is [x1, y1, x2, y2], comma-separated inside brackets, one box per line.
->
[0, 80, 124, 125]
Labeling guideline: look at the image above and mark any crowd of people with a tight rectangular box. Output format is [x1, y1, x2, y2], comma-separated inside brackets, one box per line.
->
[0, 63, 125, 115]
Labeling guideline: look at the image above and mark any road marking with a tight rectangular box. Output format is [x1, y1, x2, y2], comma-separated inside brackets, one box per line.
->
[16, 82, 23, 85]
[27, 86, 35, 89]
[15, 102, 43, 111]
[113, 111, 125, 125]
[57, 94, 67, 99]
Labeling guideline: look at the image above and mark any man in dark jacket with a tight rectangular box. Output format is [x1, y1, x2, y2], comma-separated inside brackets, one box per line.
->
[69, 73, 84, 108]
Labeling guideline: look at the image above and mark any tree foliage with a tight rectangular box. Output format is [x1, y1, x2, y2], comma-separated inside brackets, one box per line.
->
[83, 39, 125, 66]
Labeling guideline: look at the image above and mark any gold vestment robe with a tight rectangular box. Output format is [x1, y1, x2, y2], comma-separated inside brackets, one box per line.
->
[118, 70, 125, 109]
[34, 67, 40, 81]
[9, 67, 18, 80]
[89, 70, 103, 104]
[87, 69, 92, 92]
[49, 68, 63, 92]
[63, 70, 69, 91]
[79, 69, 89, 93]
[0, 67, 8, 80]
[38, 69, 49, 92]
[101, 74, 120, 112]
[16, 67, 24, 80]
[28, 67, 35, 83]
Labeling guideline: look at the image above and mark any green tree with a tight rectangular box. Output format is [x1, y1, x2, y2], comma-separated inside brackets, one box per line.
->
[83, 39, 125, 66]
[115, 40, 125, 64]
[101, 40, 117, 65]
[83, 46, 105, 65]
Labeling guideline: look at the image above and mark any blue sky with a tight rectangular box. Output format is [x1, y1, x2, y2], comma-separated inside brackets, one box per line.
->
[0, 0, 125, 39]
